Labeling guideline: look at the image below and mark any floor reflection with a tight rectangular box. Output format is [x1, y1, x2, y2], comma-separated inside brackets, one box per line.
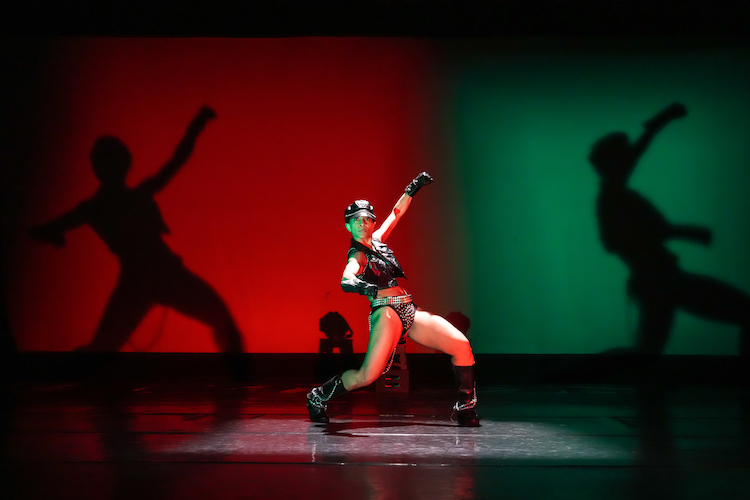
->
[5, 382, 750, 500]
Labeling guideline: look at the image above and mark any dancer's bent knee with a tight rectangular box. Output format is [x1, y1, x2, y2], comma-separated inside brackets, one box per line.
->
[452, 338, 475, 366]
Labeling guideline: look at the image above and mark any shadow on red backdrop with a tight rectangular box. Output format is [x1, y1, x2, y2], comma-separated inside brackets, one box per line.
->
[3, 37, 465, 353]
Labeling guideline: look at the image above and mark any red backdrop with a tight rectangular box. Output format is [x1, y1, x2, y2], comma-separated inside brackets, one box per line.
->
[4, 37, 469, 353]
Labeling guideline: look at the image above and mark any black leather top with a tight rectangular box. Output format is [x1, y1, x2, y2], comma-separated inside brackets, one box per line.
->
[348, 238, 406, 289]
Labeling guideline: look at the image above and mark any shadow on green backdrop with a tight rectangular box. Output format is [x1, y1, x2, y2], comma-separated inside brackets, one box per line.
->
[442, 39, 750, 355]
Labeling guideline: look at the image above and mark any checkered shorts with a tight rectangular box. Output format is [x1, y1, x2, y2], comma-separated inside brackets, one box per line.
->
[368, 295, 417, 374]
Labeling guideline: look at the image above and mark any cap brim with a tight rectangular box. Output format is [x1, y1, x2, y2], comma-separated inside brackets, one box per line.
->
[345, 209, 376, 221]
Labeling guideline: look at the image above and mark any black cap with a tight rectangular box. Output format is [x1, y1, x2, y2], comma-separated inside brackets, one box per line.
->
[344, 200, 376, 222]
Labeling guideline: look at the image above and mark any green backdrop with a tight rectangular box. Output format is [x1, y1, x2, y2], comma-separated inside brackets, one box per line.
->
[443, 40, 750, 354]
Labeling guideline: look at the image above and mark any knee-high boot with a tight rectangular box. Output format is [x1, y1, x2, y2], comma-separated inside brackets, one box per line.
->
[307, 373, 347, 423]
[452, 365, 480, 427]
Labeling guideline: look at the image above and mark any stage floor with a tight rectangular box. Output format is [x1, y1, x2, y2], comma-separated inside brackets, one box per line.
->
[4, 379, 750, 500]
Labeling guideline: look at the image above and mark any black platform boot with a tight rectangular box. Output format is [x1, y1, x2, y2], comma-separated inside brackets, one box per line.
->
[451, 365, 480, 427]
[307, 373, 347, 423]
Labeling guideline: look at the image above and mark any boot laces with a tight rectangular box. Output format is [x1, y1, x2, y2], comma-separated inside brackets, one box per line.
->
[307, 387, 328, 410]
[452, 397, 477, 412]
[453, 386, 477, 412]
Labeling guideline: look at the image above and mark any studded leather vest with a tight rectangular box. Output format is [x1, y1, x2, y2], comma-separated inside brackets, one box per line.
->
[348, 238, 406, 289]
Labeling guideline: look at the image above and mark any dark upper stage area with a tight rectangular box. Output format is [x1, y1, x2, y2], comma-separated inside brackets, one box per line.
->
[2, 1, 749, 38]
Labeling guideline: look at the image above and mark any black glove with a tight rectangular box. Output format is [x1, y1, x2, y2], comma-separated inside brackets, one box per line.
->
[405, 172, 434, 197]
[341, 277, 378, 297]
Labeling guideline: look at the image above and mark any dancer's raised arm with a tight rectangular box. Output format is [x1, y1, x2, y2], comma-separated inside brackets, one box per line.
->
[374, 172, 433, 243]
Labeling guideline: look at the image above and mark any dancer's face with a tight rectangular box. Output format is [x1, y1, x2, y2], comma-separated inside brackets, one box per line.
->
[345, 216, 375, 240]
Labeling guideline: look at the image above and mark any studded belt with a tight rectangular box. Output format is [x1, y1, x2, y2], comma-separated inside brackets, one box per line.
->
[370, 294, 413, 308]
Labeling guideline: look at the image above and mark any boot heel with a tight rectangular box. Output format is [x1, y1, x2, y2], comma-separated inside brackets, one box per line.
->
[453, 365, 481, 427]
[306, 374, 346, 423]
[451, 406, 480, 427]
[307, 392, 329, 423]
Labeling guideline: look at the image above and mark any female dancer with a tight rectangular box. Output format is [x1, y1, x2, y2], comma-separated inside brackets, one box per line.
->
[307, 172, 480, 426]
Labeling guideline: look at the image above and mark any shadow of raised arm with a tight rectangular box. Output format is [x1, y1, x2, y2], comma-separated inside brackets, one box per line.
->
[632, 102, 687, 163]
[139, 106, 217, 194]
